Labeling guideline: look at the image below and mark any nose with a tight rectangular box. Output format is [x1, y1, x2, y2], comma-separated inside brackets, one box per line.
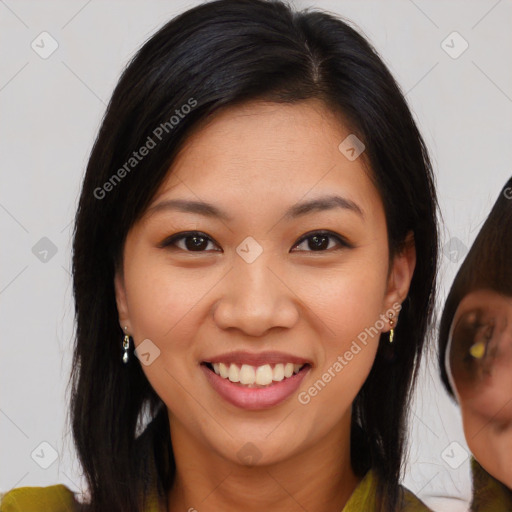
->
[212, 254, 299, 337]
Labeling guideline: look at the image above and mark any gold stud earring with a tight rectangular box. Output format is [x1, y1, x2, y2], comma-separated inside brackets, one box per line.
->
[122, 326, 130, 364]
[388, 312, 395, 343]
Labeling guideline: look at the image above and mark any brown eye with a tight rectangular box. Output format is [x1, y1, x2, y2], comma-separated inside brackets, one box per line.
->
[291, 230, 352, 252]
[159, 231, 221, 252]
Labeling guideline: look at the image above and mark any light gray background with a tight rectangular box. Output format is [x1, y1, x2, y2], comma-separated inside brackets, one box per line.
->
[1, 1, 511, 510]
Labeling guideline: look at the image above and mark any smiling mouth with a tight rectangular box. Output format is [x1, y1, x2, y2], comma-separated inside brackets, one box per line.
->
[202, 362, 310, 388]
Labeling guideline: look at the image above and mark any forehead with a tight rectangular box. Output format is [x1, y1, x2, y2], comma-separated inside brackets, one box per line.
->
[149, 99, 382, 221]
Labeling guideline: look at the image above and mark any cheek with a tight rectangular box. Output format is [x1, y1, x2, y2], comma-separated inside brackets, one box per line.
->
[466, 412, 512, 488]
[461, 406, 493, 470]
[460, 383, 512, 427]
[122, 259, 217, 410]
[294, 263, 387, 410]
[302, 256, 389, 343]
[124, 255, 221, 343]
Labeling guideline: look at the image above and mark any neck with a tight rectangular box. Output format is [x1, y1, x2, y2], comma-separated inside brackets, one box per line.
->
[166, 411, 361, 512]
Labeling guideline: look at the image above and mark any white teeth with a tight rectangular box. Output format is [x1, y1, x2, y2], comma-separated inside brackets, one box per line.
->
[273, 363, 285, 381]
[239, 364, 256, 385]
[228, 364, 240, 383]
[208, 361, 305, 386]
[284, 363, 294, 378]
[219, 362, 229, 378]
[255, 364, 273, 385]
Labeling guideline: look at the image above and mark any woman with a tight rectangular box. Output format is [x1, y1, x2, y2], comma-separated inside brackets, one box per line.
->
[0, 0, 438, 510]
[439, 177, 512, 510]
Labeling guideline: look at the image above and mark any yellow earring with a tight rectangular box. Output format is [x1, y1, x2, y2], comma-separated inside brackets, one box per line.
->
[388, 312, 395, 343]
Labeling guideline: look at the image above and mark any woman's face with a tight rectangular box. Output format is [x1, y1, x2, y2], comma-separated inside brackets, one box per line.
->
[447, 289, 512, 488]
[115, 99, 415, 467]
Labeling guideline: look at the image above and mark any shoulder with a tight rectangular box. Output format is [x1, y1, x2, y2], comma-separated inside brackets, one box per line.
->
[470, 457, 512, 511]
[0, 484, 81, 512]
[343, 470, 433, 511]
[398, 485, 433, 511]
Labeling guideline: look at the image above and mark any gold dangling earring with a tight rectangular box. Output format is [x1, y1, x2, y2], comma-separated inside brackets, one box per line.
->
[122, 327, 130, 364]
[388, 312, 395, 343]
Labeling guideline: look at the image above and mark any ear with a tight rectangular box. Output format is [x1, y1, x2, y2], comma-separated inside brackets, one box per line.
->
[114, 267, 131, 333]
[382, 231, 416, 329]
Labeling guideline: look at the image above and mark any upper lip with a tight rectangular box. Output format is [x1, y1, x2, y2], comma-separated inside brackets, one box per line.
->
[203, 351, 312, 367]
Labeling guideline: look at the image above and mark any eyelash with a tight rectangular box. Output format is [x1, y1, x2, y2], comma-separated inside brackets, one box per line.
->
[158, 230, 352, 253]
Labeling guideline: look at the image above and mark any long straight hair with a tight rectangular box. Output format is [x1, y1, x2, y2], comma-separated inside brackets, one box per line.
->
[70, 1, 439, 510]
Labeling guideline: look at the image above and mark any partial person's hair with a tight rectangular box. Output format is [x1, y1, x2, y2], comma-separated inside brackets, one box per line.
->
[438, 176, 512, 396]
[69, 1, 439, 510]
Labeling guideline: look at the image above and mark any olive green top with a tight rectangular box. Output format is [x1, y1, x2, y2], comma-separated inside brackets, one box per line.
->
[469, 457, 512, 511]
[0, 470, 431, 511]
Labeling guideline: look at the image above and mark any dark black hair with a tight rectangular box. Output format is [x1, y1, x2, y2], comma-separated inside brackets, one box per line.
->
[438, 177, 512, 397]
[69, 1, 439, 510]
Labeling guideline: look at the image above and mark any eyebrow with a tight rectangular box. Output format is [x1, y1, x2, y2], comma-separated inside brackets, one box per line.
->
[146, 194, 364, 222]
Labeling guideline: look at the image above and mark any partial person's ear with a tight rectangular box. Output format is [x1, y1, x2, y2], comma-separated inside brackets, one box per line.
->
[382, 230, 416, 328]
[114, 267, 131, 332]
